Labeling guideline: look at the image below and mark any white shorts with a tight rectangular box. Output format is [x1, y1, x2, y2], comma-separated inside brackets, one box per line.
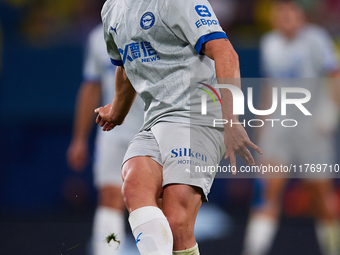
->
[258, 125, 335, 179]
[93, 131, 131, 187]
[123, 122, 225, 201]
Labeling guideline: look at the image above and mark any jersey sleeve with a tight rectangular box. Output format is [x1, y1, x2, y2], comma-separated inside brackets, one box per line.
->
[161, 0, 228, 55]
[101, 2, 123, 66]
[83, 30, 102, 82]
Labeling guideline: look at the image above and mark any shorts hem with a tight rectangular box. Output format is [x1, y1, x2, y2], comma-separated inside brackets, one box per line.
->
[122, 153, 163, 169]
[162, 180, 210, 202]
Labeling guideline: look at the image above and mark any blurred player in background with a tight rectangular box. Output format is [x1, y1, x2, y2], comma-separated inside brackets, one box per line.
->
[95, 0, 261, 254]
[67, 24, 144, 255]
[0, 22, 2, 73]
[242, 1, 340, 255]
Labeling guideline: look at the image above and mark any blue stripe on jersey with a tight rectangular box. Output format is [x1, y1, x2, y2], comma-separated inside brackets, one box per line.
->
[110, 58, 124, 66]
[195, 32, 228, 55]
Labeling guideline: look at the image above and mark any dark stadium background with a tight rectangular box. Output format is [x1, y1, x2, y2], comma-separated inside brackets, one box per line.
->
[1, 1, 340, 254]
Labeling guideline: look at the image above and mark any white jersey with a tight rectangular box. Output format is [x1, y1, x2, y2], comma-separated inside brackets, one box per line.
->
[83, 24, 144, 142]
[260, 24, 339, 124]
[258, 25, 339, 167]
[101, 0, 228, 130]
[261, 24, 338, 78]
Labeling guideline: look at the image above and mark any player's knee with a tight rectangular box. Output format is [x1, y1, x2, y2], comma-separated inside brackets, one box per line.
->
[167, 215, 185, 232]
[122, 179, 160, 213]
[166, 212, 193, 238]
[168, 217, 194, 246]
[121, 177, 150, 208]
[121, 158, 163, 211]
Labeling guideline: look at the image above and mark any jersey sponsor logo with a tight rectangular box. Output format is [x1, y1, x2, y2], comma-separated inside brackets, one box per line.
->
[194, 5, 218, 28]
[140, 12, 155, 29]
[195, 18, 218, 28]
[119, 41, 161, 64]
[195, 5, 212, 17]
[171, 147, 208, 163]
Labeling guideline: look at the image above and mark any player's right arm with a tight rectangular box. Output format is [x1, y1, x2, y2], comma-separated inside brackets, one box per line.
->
[202, 39, 262, 169]
[95, 66, 137, 131]
[97, 6, 137, 131]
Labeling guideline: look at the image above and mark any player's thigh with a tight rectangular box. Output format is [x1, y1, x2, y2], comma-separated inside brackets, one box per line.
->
[162, 184, 202, 231]
[122, 156, 163, 206]
[151, 122, 225, 201]
[121, 129, 165, 211]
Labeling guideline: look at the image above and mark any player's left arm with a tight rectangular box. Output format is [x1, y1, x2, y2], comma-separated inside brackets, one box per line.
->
[202, 38, 262, 168]
[95, 66, 137, 131]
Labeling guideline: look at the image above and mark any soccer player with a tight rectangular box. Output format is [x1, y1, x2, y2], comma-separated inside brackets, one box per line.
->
[95, 0, 262, 254]
[242, 1, 340, 255]
[66, 24, 144, 255]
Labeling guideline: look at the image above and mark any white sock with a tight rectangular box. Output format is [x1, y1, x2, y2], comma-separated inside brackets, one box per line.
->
[242, 216, 278, 255]
[173, 243, 200, 255]
[129, 206, 173, 255]
[316, 220, 340, 255]
[92, 206, 125, 255]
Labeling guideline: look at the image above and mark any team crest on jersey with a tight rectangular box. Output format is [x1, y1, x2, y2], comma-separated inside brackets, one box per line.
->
[140, 12, 155, 30]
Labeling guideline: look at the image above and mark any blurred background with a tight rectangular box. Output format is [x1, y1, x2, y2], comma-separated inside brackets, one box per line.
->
[1, 0, 340, 254]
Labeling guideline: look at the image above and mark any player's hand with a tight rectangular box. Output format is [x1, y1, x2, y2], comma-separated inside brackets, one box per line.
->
[94, 104, 119, 131]
[66, 139, 88, 171]
[224, 124, 262, 175]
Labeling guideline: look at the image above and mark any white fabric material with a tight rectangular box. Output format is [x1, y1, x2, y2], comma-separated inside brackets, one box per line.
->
[129, 206, 173, 255]
[102, 0, 227, 130]
[123, 122, 225, 201]
[129, 206, 166, 231]
[92, 206, 125, 255]
[242, 216, 278, 255]
[261, 24, 339, 78]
